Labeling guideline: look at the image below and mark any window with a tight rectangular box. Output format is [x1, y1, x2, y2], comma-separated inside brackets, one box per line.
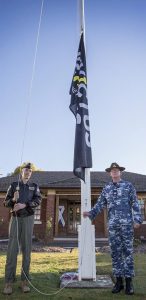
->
[138, 198, 146, 222]
[34, 205, 42, 224]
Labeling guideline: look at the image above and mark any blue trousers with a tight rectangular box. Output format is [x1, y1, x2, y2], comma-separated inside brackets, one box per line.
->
[109, 225, 134, 277]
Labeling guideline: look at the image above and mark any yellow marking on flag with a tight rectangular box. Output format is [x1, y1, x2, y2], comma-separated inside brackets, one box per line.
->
[73, 76, 87, 84]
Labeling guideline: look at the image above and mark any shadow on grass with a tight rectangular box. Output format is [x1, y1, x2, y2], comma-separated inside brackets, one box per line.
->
[0, 252, 146, 300]
[0, 271, 146, 300]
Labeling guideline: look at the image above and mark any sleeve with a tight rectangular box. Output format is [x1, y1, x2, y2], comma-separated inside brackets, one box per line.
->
[129, 184, 142, 224]
[26, 185, 42, 209]
[3, 184, 15, 208]
[88, 187, 107, 221]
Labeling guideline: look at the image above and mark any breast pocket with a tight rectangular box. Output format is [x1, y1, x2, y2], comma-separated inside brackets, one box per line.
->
[28, 188, 35, 201]
[122, 189, 129, 199]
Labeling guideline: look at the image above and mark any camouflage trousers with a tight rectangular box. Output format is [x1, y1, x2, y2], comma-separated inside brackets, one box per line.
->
[109, 225, 134, 277]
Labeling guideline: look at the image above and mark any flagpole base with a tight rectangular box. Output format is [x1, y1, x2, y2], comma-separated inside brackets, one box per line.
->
[78, 223, 96, 281]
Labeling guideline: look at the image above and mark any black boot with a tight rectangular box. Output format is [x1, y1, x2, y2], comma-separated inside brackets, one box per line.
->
[112, 277, 124, 293]
[125, 277, 134, 295]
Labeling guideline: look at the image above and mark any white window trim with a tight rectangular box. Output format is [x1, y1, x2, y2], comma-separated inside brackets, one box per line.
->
[34, 204, 41, 223]
[138, 198, 146, 222]
[34, 220, 42, 225]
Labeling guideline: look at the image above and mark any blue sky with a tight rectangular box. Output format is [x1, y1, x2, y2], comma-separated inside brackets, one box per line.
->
[0, 0, 146, 176]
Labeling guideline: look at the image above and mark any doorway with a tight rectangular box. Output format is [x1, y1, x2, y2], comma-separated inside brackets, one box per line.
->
[67, 202, 81, 235]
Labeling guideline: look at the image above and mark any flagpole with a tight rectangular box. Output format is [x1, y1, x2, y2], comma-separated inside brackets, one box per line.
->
[79, 0, 85, 37]
[78, 0, 96, 281]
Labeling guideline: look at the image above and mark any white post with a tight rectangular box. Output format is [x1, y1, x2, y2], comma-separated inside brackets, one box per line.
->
[79, 0, 85, 36]
[78, 0, 96, 281]
[78, 169, 96, 280]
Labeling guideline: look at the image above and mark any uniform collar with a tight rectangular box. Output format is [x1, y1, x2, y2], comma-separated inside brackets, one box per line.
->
[111, 179, 123, 186]
[20, 180, 30, 186]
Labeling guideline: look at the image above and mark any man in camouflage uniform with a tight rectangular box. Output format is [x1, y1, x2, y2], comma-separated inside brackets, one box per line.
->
[3, 163, 41, 295]
[83, 162, 142, 295]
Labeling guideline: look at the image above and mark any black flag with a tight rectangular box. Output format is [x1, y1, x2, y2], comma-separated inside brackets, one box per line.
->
[69, 32, 92, 181]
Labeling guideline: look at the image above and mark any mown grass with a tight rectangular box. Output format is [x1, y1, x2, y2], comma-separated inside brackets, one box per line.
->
[0, 250, 146, 300]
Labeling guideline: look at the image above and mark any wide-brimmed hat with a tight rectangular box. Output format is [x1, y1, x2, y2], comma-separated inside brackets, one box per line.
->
[105, 162, 125, 172]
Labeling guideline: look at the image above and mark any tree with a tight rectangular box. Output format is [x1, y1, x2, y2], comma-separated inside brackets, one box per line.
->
[12, 162, 42, 175]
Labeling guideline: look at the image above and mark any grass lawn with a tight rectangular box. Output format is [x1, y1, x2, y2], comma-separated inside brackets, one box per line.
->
[0, 250, 146, 300]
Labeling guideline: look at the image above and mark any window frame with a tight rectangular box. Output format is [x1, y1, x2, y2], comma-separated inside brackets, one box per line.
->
[138, 198, 146, 224]
[34, 204, 42, 225]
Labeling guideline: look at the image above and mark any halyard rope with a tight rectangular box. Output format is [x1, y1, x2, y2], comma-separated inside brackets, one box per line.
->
[13, 0, 90, 296]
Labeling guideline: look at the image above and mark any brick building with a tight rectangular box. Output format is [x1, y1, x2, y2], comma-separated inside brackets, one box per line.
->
[0, 171, 146, 243]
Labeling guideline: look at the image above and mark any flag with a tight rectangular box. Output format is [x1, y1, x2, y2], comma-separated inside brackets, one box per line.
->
[69, 32, 92, 181]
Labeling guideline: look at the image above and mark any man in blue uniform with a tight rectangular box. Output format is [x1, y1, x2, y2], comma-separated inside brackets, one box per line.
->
[83, 162, 142, 295]
[3, 163, 42, 295]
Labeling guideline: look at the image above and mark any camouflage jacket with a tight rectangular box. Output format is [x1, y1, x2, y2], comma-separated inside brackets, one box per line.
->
[89, 180, 142, 227]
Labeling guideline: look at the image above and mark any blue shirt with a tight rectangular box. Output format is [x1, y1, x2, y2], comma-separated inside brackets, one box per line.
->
[89, 180, 142, 227]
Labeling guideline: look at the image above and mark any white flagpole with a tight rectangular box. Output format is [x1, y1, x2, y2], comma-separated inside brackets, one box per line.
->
[79, 0, 85, 37]
[78, 0, 96, 281]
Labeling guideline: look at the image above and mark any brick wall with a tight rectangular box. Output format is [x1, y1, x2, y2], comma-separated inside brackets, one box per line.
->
[33, 198, 46, 240]
[45, 193, 56, 240]
[134, 224, 146, 239]
[94, 211, 105, 238]
[0, 197, 10, 238]
[0, 191, 146, 241]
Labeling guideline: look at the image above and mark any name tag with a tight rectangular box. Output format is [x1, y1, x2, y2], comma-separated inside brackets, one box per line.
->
[117, 188, 122, 196]
[29, 187, 35, 191]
